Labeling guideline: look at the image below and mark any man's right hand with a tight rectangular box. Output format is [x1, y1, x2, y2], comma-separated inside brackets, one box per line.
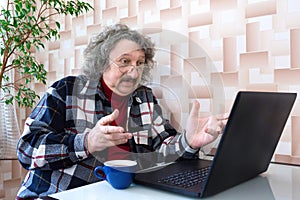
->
[87, 109, 132, 153]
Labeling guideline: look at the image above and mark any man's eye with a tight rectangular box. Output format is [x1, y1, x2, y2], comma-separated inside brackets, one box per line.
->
[137, 61, 145, 66]
[120, 58, 130, 65]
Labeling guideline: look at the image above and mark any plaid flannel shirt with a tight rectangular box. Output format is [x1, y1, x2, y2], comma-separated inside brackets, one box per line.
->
[16, 75, 199, 199]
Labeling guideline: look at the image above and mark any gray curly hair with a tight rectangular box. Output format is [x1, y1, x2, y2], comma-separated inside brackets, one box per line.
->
[82, 23, 156, 83]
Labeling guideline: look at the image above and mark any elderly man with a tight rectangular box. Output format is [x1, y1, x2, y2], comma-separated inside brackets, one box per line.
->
[16, 23, 226, 199]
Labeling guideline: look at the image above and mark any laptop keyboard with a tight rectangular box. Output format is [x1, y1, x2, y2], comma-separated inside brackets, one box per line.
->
[157, 166, 211, 188]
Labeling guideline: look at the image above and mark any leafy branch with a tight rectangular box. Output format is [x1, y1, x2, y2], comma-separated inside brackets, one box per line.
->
[0, 0, 93, 107]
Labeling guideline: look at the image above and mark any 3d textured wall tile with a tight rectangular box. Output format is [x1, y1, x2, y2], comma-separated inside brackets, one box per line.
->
[28, 0, 300, 165]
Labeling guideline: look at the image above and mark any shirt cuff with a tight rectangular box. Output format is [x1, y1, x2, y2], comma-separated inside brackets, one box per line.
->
[180, 130, 199, 154]
[72, 132, 90, 161]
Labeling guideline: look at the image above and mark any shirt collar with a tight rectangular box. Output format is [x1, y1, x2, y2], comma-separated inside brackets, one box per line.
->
[78, 75, 139, 102]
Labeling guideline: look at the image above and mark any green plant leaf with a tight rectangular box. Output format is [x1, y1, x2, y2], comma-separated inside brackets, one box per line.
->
[0, 0, 92, 108]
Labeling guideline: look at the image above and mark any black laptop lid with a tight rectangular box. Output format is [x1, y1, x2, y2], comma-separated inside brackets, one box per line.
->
[201, 91, 297, 197]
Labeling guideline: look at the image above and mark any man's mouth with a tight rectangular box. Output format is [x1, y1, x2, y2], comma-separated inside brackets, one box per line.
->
[121, 78, 137, 85]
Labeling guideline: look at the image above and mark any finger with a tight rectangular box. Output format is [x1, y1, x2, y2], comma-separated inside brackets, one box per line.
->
[206, 127, 220, 135]
[205, 117, 221, 134]
[100, 125, 124, 134]
[217, 120, 226, 130]
[98, 109, 119, 125]
[189, 100, 200, 118]
[105, 132, 132, 141]
[205, 125, 221, 136]
[104, 139, 128, 148]
[216, 113, 229, 121]
[217, 114, 228, 130]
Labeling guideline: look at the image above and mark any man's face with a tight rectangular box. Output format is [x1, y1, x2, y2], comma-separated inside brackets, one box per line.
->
[103, 39, 145, 96]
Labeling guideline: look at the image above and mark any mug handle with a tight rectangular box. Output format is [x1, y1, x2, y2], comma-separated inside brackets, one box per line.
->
[94, 166, 106, 180]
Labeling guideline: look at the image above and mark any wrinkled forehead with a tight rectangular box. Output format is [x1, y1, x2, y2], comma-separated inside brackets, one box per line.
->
[109, 39, 145, 60]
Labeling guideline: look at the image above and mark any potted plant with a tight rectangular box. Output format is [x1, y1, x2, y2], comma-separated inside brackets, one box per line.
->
[0, 0, 92, 159]
[0, 0, 92, 108]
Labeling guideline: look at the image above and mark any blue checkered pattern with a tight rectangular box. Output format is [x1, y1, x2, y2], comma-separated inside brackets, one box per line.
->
[16, 75, 199, 199]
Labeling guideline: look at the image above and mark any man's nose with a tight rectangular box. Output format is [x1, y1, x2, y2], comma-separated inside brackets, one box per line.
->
[126, 64, 140, 77]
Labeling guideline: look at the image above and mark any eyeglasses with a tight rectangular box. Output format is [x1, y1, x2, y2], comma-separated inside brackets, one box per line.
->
[111, 60, 146, 74]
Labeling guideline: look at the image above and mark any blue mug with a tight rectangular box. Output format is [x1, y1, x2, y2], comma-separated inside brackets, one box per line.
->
[94, 160, 137, 189]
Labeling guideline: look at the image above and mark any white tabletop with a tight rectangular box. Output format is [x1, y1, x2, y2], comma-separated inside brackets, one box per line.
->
[50, 163, 300, 200]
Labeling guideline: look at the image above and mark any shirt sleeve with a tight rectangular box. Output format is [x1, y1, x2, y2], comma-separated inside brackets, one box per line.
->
[16, 79, 89, 171]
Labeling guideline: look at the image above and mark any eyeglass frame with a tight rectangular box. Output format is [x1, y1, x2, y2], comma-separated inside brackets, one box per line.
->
[110, 60, 147, 74]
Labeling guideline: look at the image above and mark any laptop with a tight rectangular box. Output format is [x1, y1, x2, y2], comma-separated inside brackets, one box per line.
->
[134, 91, 297, 198]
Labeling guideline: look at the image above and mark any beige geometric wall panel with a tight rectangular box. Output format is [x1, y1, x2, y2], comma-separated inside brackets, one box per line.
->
[291, 29, 300, 68]
[292, 116, 300, 156]
[0, 160, 24, 200]
[26, 0, 300, 166]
